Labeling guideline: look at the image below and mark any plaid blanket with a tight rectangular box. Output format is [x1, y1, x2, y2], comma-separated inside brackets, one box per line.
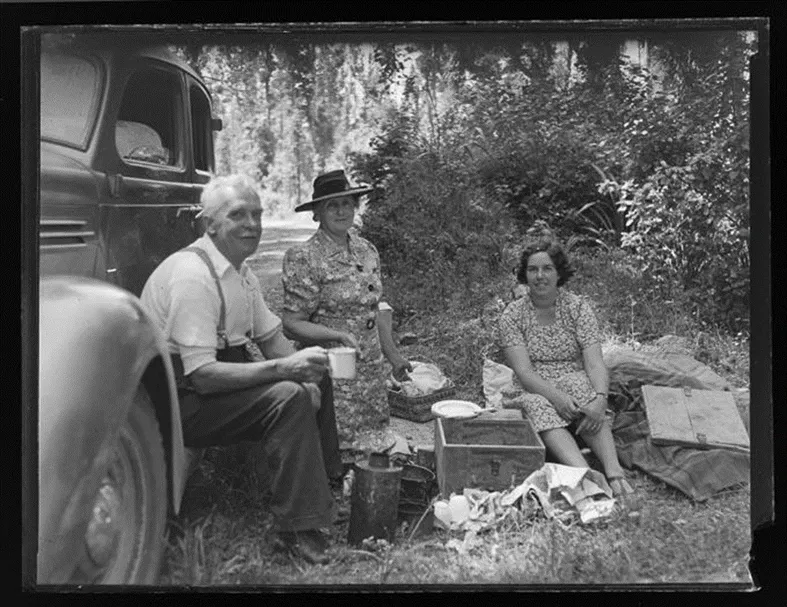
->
[605, 347, 750, 502]
[612, 410, 749, 502]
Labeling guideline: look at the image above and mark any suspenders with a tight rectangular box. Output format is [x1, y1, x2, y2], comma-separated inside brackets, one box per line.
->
[181, 246, 230, 349]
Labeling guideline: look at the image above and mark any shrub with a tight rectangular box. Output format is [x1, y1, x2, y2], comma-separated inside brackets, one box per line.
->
[351, 113, 518, 318]
[598, 102, 750, 332]
[352, 33, 753, 336]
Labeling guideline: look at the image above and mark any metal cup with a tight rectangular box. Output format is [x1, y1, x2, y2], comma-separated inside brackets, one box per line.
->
[328, 347, 357, 380]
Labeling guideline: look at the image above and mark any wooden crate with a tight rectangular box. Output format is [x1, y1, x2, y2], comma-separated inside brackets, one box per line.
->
[642, 385, 750, 451]
[434, 412, 545, 496]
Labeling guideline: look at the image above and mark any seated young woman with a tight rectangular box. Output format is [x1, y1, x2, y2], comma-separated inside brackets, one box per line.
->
[496, 221, 634, 498]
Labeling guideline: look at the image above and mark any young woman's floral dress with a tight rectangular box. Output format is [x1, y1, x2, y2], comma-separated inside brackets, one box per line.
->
[496, 287, 603, 433]
[282, 229, 394, 453]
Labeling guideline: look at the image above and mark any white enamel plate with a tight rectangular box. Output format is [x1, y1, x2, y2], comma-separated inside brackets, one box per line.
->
[431, 400, 483, 420]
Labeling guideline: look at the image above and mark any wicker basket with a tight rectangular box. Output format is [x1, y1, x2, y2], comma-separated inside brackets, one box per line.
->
[388, 383, 456, 423]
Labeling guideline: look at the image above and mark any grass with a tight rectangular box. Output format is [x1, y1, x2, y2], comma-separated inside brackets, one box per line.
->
[162, 461, 751, 586]
[571, 250, 751, 389]
[160, 246, 752, 588]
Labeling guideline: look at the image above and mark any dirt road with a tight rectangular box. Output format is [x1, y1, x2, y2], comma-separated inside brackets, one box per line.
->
[245, 220, 317, 312]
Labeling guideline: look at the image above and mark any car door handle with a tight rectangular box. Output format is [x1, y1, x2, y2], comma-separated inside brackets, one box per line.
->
[176, 205, 202, 218]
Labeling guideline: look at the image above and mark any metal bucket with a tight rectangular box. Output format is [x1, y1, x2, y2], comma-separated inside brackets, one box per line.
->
[400, 463, 438, 505]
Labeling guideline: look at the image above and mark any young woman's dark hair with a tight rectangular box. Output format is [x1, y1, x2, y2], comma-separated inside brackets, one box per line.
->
[515, 221, 575, 286]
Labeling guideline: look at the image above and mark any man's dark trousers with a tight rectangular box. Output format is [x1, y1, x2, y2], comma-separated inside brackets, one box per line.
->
[179, 368, 342, 532]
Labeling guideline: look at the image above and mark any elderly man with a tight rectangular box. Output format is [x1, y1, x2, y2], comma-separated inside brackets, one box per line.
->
[140, 174, 342, 564]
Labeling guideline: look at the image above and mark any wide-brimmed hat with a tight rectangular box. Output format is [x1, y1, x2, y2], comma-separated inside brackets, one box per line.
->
[294, 169, 374, 213]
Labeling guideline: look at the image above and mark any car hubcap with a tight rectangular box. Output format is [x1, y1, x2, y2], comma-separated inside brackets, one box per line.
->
[85, 479, 121, 568]
[79, 442, 139, 582]
[65, 401, 160, 585]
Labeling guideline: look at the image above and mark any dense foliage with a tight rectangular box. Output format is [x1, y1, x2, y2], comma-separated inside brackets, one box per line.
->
[603, 32, 752, 332]
[180, 30, 756, 334]
[351, 32, 755, 333]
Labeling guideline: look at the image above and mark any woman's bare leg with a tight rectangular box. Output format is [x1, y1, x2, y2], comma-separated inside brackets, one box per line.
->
[579, 422, 625, 479]
[540, 427, 588, 467]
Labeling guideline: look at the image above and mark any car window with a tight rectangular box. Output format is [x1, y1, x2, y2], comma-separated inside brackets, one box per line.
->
[190, 84, 214, 173]
[115, 67, 183, 167]
[41, 52, 102, 149]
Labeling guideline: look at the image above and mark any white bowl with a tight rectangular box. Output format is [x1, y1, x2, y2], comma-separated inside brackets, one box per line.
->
[431, 400, 483, 420]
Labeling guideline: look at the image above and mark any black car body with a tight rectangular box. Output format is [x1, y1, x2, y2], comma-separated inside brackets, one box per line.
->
[37, 33, 220, 584]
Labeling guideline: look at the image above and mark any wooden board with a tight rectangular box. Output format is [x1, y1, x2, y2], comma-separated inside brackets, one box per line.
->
[642, 385, 750, 451]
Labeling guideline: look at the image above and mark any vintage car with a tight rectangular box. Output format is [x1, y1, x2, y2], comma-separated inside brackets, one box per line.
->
[37, 33, 220, 584]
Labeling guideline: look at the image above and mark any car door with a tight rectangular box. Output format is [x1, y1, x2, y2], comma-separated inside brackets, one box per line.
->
[99, 55, 203, 297]
[186, 74, 216, 193]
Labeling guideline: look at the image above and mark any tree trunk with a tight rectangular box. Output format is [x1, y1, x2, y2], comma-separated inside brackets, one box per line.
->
[183, 42, 202, 76]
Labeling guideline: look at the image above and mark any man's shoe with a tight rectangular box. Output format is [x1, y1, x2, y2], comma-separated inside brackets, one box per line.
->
[275, 530, 330, 565]
[335, 504, 350, 523]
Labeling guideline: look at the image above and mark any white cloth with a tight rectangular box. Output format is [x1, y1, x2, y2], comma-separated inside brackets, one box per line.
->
[482, 357, 519, 408]
[399, 361, 450, 397]
[140, 233, 282, 375]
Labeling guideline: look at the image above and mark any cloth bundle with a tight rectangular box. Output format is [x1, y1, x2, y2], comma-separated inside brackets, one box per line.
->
[605, 347, 750, 502]
[482, 357, 520, 408]
[391, 361, 451, 397]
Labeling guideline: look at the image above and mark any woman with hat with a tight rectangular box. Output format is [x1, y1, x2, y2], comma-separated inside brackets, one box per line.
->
[497, 221, 635, 499]
[281, 169, 412, 456]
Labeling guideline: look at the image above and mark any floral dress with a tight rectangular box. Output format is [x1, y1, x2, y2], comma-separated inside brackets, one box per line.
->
[282, 229, 393, 453]
[496, 287, 602, 433]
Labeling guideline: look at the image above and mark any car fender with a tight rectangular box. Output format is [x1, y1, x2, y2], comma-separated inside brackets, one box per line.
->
[38, 277, 187, 563]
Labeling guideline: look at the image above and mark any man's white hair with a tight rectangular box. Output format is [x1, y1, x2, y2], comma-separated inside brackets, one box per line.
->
[198, 174, 261, 221]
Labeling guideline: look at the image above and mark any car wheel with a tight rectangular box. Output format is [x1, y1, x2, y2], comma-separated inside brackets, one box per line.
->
[73, 386, 167, 584]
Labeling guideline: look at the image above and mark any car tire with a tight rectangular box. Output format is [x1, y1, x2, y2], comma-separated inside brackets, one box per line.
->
[75, 386, 168, 584]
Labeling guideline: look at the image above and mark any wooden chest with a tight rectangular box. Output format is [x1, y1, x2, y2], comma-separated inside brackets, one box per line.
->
[434, 411, 545, 496]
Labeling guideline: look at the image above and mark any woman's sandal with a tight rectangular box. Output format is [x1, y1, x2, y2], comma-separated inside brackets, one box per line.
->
[607, 475, 635, 498]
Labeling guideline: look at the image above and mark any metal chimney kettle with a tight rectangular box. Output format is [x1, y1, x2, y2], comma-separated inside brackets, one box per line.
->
[347, 452, 402, 546]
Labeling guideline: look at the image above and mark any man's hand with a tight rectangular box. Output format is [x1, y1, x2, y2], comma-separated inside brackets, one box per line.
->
[302, 382, 322, 412]
[551, 391, 581, 422]
[276, 346, 329, 383]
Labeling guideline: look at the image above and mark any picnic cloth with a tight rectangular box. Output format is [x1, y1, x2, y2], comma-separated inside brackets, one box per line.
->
[605, 347, 750, 502]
